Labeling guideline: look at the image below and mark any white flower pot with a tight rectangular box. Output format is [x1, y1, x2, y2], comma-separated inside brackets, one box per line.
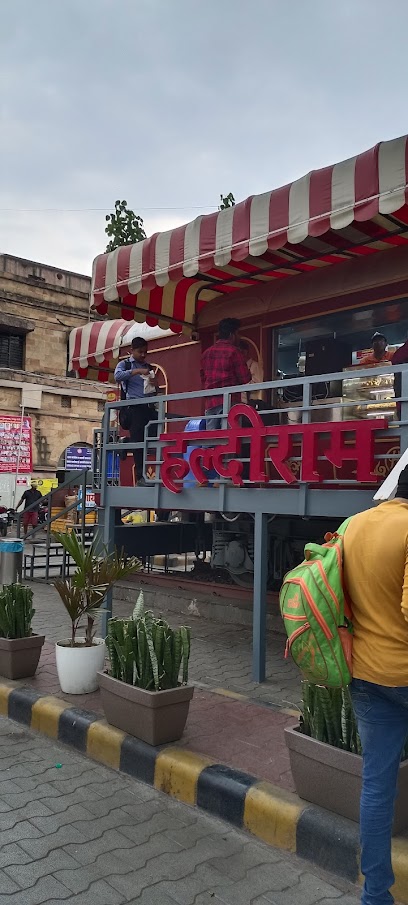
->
[55, 638, 106, 694]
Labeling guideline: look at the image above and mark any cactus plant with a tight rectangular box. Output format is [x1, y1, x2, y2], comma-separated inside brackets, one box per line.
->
[0, 584, 35, 639]
[106, 591, 191, 691]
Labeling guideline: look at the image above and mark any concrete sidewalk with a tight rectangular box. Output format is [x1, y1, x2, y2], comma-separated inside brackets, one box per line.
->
[7, 580, 408, 899]
[0, 716, 360, 905]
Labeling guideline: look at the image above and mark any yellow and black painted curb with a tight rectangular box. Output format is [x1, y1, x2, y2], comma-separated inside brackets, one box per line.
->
[2, 682, 408, 901]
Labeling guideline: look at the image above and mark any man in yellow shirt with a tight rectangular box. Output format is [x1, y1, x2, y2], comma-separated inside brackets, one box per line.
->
[344, 466, 408, 905]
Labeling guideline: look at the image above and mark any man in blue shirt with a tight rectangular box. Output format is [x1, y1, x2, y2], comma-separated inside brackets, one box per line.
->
[114, 337, 159, 485]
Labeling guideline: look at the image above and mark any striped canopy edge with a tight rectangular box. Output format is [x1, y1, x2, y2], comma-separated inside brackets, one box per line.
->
[89, 135, 408, 334]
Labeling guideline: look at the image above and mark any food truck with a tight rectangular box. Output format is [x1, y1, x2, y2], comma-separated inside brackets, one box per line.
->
[69, 134, 408, 679]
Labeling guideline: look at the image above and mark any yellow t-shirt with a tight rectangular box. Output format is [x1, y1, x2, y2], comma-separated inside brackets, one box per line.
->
[344, 499, 408, 686]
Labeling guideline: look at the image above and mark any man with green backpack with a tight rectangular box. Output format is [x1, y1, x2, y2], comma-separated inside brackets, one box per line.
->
[280, 465, 408, 905]
[344, 466, 408, 905]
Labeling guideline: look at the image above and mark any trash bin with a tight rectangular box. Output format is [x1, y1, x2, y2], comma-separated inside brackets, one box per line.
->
[0, 539, 24, 586]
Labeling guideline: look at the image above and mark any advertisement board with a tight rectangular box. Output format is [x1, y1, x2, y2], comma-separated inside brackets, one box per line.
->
[0, 414, 32, 473]
[65, 446, 93, 470]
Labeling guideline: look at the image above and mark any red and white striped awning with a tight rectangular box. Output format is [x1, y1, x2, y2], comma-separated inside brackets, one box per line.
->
[68, 319, 172, 379]
[90, 135, 408, 333]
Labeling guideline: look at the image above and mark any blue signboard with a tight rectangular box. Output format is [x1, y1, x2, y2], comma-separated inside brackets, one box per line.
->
[65, 446, 93, 471]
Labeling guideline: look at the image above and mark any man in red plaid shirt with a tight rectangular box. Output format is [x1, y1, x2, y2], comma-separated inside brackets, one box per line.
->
[200, 318, 251, 429]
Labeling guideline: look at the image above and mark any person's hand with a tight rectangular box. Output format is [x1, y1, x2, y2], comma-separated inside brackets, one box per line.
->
[131, 367, 150, 376]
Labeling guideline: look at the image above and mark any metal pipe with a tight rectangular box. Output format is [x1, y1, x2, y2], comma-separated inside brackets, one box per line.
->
[81, 470, 86, 547]
[12, 404, 25, 510]
[252, 512, 268, 683]
[100, 506, 116, 638]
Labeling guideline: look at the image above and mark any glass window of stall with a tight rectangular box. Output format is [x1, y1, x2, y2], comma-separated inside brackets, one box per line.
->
[274, 297, 408, 421]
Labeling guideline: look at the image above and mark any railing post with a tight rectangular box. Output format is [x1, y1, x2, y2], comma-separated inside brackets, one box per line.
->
[153, 398, 165, 510]
[100, 505, 116, 639]
[81, 470, 86, 547]
[302, 379, 312, 424]
[400, 368, 408, 455]
[252, 511, 268, 683]
[45, 501, 51, 583]
[100, 410, 110, 508]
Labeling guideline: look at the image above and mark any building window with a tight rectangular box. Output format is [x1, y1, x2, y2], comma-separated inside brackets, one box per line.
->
[0, 332, 24, 369]
[61, 396, 72, 408]
[97, 400, 105, 412]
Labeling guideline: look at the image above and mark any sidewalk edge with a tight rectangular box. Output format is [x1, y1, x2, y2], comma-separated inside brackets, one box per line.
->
[3, 683, 408, 900]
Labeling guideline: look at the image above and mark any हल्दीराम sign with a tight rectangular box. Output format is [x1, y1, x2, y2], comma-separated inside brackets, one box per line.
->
[158, 403, 389, 493]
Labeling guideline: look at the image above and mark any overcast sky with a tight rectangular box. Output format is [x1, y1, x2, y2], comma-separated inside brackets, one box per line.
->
[1, 0, 408, 275]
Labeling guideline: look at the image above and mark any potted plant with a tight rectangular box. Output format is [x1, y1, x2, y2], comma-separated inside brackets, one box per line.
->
[53, 531, 141, 695]
[285, 681, 408, 834]
[0, 584, 44, 679]
[98, 592, 193, 745]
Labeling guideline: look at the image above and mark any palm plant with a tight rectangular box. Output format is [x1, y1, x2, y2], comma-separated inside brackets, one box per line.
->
[52, 531, 142, 647]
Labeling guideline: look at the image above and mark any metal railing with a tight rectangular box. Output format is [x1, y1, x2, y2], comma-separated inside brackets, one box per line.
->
[16, 470, 92, 582]
[96, 364, 408, 513]
[95, 363, 408, 684]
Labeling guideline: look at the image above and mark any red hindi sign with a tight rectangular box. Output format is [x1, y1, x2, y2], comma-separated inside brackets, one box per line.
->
[0, 414, 32, 474]
[159, 404, 389, 494]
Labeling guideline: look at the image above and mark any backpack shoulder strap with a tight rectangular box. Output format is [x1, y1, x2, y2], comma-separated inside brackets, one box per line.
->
[337, 516, 353, 536]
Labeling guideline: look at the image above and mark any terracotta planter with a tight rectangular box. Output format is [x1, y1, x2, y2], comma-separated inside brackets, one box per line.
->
[285, 725, 408, 834]
[0, 634, 45, 680]
[98, 671, 194, 745]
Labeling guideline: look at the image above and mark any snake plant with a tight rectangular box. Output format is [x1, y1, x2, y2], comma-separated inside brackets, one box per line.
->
[0, 584, 35, 639]
[106, 591, 191, 691]
[300, 680, 408, 760]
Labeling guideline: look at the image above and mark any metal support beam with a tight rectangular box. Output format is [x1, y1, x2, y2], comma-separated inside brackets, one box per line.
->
[252, 511, 268, 683]
[100, 505, 116, 639]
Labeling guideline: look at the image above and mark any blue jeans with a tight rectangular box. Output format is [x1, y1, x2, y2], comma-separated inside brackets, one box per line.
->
[350, 678, 408, 905]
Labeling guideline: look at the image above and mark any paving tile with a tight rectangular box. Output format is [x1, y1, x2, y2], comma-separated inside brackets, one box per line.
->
[0, 875, 70, 904]
[44, 879, 124, 905]
[4, 849, 80, 889]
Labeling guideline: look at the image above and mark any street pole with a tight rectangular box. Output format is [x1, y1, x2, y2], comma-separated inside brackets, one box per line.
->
[13, 404, 25, 509]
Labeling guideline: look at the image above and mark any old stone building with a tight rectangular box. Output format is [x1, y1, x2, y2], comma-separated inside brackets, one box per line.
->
[0, 254, 105, 485]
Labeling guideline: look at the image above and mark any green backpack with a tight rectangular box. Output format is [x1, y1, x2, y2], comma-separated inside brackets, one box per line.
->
[279, 518, 353, 688]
